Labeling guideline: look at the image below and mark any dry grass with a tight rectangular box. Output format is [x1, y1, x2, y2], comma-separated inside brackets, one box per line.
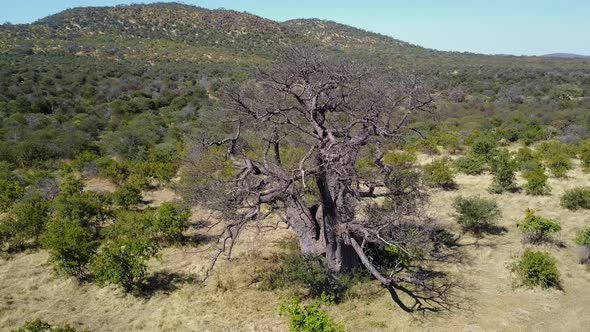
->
[2, 159, 590, 331]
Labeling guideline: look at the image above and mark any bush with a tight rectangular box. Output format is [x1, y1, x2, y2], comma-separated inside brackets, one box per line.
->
[454, 155, 486, 175]
[154, 202, 191, 244]
[113, 183, 142, 208]
[579, 139, 590, 171]
[59, 174, 84, 197]
[511, 249, 560, 289]
[468, 132, 498, 160]
[12, 319, 85, 332]
[545, 153, 571, 178]
[0, 194, 51, 251]
[576, 227, 590, 264]
[280, 296, 344, 332]
[423, 157, 456, 189]
[91, 237, 159, 291]
[263, 254, 332, 298]
[488, 149, 518, 194]
[53, 191, 113, 231]
[514, 147, 540, 170]
[560, 187, 590, 210]
[42, 218, 99, 278]
[523, 167, 550, 195]
[516, 209, 561, 244]
[0, 179, 24, 212]
[452, 196, 501, 234]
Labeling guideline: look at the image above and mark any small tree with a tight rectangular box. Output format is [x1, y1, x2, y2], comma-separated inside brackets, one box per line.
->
[423, 157, 456, 189]
[0, 179, 24, 212]
[452, 196, 501, 235]
[154, 202, 192, 244]
[523, 167, 550, 195]
[113, 182, 142, 208]
[0, 194, 50, 251]
[91, 237, 159, 291]
[488, 149, 518, 194]
[42, 218, 99, 278]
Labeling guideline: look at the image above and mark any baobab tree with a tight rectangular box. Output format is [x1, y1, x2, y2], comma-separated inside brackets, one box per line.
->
[184, 48, 458, 311]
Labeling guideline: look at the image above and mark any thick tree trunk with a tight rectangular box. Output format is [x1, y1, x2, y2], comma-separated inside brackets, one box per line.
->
[286, 197, 325, 255]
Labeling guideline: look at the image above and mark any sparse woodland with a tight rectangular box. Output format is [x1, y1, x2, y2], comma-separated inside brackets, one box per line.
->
[1, 3, 590, 331]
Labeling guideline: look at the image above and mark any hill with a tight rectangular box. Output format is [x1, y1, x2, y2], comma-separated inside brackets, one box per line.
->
[543, 53, 590, 59]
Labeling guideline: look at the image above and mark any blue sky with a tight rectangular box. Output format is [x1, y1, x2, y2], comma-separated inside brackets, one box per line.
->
[1, 0, 589, 56]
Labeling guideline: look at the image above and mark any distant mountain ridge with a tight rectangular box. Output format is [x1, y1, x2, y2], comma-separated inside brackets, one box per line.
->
[542, 53, 590, 59]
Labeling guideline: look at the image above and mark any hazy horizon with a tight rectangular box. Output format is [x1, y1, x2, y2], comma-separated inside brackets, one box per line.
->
[1, 0, 589, 56]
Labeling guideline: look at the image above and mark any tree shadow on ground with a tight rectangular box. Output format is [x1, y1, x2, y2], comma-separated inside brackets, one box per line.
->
[135, 271, 197, 298]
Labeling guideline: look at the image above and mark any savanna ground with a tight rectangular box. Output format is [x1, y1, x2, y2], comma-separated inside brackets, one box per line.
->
[1, 152, 590, 331]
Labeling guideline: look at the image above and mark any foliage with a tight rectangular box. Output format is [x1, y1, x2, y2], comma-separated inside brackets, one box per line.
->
[545, 153, 571, 178]
[153, 202, 191, 244]
[523, 167, 550, 195]
[12, 319, 85, 332]
[0, 194, 51, 251]
[91, 237, 159, 291]
[53, 191, 113, 231]
[113, 182, 142, 208]
[511, 249, 560, 289]
[453, 154, 486, 175]
[516, 209, 561, 244]
[560, 187, 590, 210]
[578, 139, 590, 171]
[575, 227, 590, 246]
[422, 157, 456, 189]
[452, 196, 501, 234]
[0, 179, 24, 212]
[280, 296, 344, 332]
[576, 227, 590, 264]
[488, 149, 518, 193]
[42, 218, 99, 278]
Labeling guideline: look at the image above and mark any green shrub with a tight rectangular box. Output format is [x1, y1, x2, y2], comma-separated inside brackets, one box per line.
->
[452, 196, 501, 234]
[488, 149, 518, 194]
[545, 153, 571, 178]
[58, 175, 84, 197]
[103, 210, 155, 241]
[560, 187, 590, 210]
[263, 254, 331, 298]
[53, 191, 113, 231]
[454, 155, 486, 175]
[154, 202, 191, 244]
[576, 227, 590, 246]
[511, 249, 560, 289]
[91, 237, 159, 291]
[523, 167, 550, 195]
[113, 183, 142, 208]
[514, 147, 540, 170]
[42, 218, 99, 278]
[575, 227, 590, 264]
[0, 194, 51, 251]
[12, 319, 85, 332]
[423, 157, 456, 189]
[0, 179, 24, 211]
[579, 139, 590, 171]
[516, 209, 561, 244]
[469, 132, 498, 160]
[382, 150, 417, 168]
[280, 296, 344, 332]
